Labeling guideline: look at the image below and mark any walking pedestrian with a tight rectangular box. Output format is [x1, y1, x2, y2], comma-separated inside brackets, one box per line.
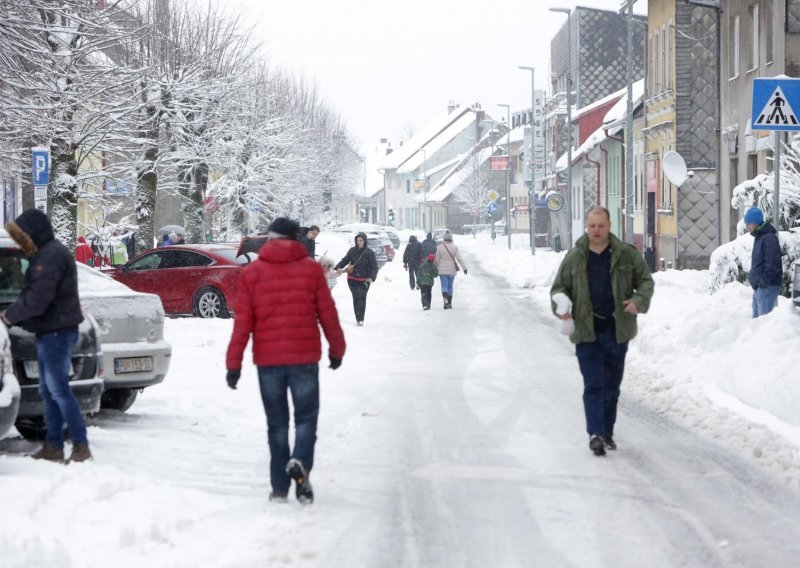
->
[299, 225, 319, 258]
[225, 217, 346, 505]
[418, 253, 438, 310]
[744, 207, 783, 318]
[434, 230, 467, 309]
[550, 206, 654, 456]
[403, 235, 423, 290]
[335, 232, 378, 326]
[74, 236, 93, 266]
[2, 209, 92, 463]
[420, 232, 437, 258]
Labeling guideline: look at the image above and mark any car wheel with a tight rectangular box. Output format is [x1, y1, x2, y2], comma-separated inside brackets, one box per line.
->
[194, 287, 229, 318]
[14, 417, 47, 440]
[100, 388, 139, 412]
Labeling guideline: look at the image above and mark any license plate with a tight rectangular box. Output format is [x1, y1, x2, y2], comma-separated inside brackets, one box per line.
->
[114, 356, 153, 374]
[24, 360, 75, 379]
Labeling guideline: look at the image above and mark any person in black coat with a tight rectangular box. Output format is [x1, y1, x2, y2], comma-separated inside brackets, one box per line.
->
[402, 235, 423, 290]
[299, 225, 319, 258]
[2, 209, 91, 463]
[420, 232, 437, 258]
[335, 232, 378, 326]
[744, 207, 783, 317]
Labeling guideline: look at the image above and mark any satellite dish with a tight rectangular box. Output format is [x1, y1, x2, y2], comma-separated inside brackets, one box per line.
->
[663, 151, 689, 187]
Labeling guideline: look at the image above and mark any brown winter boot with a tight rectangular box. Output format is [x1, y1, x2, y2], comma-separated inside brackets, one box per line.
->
[32, 443, 65, 463]
[68, 443, 93, 463]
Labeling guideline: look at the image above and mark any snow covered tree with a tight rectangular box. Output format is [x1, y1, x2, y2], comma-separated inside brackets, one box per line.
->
[0, 0, 140, 249]
[451, 148, 493, 226]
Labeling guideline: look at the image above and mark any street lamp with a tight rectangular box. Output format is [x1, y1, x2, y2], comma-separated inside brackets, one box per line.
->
[497, 103, 512, 250]
[550, 7, 573, 250]
[518, 65, 536, 256]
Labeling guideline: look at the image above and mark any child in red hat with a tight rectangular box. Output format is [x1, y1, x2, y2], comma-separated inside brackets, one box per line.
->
[417, 253, 438, 310]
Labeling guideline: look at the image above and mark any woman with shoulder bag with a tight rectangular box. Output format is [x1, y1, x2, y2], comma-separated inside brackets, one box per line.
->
[335, 232, 379, 326]
[433, 230, 467, 309]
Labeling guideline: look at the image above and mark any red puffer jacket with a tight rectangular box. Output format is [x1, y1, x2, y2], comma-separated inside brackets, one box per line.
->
[226, 239, 346, 369]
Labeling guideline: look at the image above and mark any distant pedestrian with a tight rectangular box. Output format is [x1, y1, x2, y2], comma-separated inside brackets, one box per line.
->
[299, 225, 319, 258]
[744, 207, 783, 318]
[420, 232, 437, 258]
[403, 235, 423, 290]
[434, 230, 467, 309]
[74, 236, 93, 265]
[418, 253, 438, 310]
[2, 209, 92, 463]
[550, 206, 654, 457]
[335, 232, 378, 326]
[225, 217, 346, 505]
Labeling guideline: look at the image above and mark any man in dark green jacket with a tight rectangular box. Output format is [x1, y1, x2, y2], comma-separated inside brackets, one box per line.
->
[550, 207, 654, 456]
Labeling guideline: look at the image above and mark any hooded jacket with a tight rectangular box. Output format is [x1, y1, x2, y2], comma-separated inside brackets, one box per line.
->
[4, 209, 84, 334]
[403, 235, 422, 267]
[226, 238, 346, 369]
[75, 236, 93, 265]
[748, 222, 782, 289]
[334, 232, 379, 281]
[550, 233, 654, 345]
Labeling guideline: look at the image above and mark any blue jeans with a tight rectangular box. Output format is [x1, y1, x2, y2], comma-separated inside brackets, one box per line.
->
[257, 364, 320, 494]
[752, 286, 780, 318]
[37, 329, 86, 447]
[575, 326, 629, 437]
[439, 274, 455, 296]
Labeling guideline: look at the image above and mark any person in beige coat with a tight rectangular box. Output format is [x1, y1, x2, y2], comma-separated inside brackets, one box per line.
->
[434, 230, 467, 309]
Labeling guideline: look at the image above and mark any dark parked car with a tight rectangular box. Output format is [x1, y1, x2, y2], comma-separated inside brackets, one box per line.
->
[793, 261, 800, 312]
[0, 231, 103, 439]
[111, 244, 247, 318]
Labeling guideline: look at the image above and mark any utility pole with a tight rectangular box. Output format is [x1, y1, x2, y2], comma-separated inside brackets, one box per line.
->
[550, 7, 573, 250]
[624, 0, 636, 243]
[519, 66, 536, 255]
[498, 103, 512, 250]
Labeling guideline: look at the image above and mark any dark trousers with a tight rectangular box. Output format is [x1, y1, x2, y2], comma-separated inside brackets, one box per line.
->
[420, 285, 432, 308]
[408, 264, 420, 289]
[37, 329, 86, 448]
[347, 279, 369, 322]
[575, 326, 628, 437]
[257, 364, 320, 494]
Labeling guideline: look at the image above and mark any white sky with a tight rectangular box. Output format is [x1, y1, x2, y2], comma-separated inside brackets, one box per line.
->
[219, 0, 647, 146]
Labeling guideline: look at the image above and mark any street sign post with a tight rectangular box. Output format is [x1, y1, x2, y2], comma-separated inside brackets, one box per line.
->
[752, 77, 800, 227]
[31, 147, 49, 213]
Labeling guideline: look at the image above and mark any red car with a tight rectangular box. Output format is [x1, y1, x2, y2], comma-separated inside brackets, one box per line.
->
[111, 244, 248, 318]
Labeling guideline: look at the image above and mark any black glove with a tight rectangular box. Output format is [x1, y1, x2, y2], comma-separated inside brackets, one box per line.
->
[463, 269, 468, 275]
[328, 356, 342, 370]
[226, 369, 241, 389]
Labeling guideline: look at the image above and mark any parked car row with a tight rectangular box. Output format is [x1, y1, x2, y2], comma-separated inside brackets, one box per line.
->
[0, 230, 172, 440]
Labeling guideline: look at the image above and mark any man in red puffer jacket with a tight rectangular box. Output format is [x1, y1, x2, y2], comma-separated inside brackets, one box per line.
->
[225, 217, 346, 505]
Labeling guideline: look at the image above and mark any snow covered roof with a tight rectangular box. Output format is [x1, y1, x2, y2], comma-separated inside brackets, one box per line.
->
[572, 85, 626, 121]
[603, 79, 645, 136]
[494, 124, 526, 147]
[423, 147, 494, 203]
[555, 125, 607, 171]
[397, 111, 480, 174]
[381, 105, 474, 171]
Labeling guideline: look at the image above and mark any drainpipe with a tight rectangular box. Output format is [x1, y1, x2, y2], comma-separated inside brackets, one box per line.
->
[585, 152, 602, 214]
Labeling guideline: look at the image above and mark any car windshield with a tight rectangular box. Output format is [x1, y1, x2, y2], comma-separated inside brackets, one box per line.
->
[0, 250, 28, 307]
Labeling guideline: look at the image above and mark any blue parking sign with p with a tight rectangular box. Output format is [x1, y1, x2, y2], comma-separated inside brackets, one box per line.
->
[31, 148, 50, 185]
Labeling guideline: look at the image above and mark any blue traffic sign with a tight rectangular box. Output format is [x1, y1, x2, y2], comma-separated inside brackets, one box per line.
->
[752, 78, 800, 131]
[487, 201, 497, 215]
[31, 147, 49, 185]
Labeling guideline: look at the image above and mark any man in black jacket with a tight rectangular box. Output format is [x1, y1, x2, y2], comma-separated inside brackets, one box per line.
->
[402, 235, 423, 290]
[420, 232, 437, 258]
[299, 225, 319, 258]
[745, 207, 783, 317]
[1, 209, 91, 463]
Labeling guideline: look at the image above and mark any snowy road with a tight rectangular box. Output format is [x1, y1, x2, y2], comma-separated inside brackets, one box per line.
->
[1, 250, 799, 568]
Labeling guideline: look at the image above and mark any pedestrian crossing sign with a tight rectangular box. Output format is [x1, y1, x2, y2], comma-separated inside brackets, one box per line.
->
[752, 78, 800, 131]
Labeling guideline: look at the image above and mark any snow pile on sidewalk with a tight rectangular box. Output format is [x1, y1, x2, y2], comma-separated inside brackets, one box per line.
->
[458, 232, 800, 486]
